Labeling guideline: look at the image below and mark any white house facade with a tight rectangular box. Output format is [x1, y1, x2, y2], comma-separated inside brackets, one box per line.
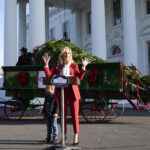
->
[4, 0, 150, 75]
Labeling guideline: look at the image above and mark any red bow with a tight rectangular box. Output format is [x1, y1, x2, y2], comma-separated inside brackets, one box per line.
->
[18, 72, 27, 85]
[89, 69, 98, 83]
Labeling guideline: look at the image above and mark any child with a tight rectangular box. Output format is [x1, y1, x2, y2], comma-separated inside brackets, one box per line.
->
[43, 85, 59, 143]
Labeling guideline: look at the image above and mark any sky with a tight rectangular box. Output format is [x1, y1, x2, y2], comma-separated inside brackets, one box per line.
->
[0, 0, 4, 66]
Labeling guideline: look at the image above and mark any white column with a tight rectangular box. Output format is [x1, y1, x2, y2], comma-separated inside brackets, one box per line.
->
[18, 0, 26, 51]
[45, 4, 49, 42]
[29, 0, 45, 51]
[4, 0, 17, 66]
[91, 0, 106, 60]
[74, 10, 82, 47]
[123, 0, 138, 66]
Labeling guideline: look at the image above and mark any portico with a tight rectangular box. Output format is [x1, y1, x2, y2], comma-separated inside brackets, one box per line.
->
[4, 0, 138, 68]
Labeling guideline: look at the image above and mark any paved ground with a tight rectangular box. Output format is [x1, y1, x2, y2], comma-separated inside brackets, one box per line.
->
[0, 108, 150, 150]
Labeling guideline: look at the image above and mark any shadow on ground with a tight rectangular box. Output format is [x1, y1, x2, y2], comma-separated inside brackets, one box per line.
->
[0, 108, 150, 125]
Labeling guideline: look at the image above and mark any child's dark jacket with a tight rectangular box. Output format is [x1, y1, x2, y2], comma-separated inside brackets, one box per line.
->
[43, 93, 59, 117]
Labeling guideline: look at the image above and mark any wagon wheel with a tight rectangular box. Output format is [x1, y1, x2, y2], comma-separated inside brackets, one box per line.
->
[81, 99, 108, 123]
[4, 100, 24, 120]
[106, 99, 124, 119]
[24, 98, 43, 117]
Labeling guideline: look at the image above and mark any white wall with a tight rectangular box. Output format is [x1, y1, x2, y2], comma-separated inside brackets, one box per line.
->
[49, 4, 92, 54]
[25, 0, 150, 74]
[135, 0, 150, 75]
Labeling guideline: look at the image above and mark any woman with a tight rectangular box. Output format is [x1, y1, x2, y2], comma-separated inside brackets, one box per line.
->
[42, 47, 90, 145]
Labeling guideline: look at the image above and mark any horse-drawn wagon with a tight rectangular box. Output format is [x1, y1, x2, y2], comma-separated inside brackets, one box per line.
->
[0, 61, 149, 122]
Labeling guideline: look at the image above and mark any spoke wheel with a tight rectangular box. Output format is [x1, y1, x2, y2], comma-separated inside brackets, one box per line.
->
[107, 99, 124, 119]
[4, 100, 24, 120]
[81, 99, 108, 123]
[24, 98, 43, 117]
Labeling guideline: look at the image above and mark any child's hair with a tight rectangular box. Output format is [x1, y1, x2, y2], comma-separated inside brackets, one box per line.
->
[45, 85, 55, 94]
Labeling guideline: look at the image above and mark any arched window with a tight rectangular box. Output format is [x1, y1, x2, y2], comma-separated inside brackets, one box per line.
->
[112, 46, 121, 55]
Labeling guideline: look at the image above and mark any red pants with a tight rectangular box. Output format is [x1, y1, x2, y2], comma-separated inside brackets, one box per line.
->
[57, 86, 79, 134]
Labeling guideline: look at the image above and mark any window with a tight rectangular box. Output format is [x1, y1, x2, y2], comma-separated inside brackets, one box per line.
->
[146, 0, 150, 14]
[63, 22, 70, 41]
[147, 42, 150, 74]
[50, 28, 55, 40]
[87, 12, 91, 34]
[113, 0, 121, 25]
[112, 46, 121, 55]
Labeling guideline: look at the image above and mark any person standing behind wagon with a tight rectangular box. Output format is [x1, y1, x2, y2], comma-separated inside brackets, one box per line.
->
[42, 47, 90, 145]
[16, 47, 33, 66]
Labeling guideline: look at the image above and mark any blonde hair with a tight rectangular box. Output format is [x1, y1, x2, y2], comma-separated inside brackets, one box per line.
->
[59, 47, 74, 64]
